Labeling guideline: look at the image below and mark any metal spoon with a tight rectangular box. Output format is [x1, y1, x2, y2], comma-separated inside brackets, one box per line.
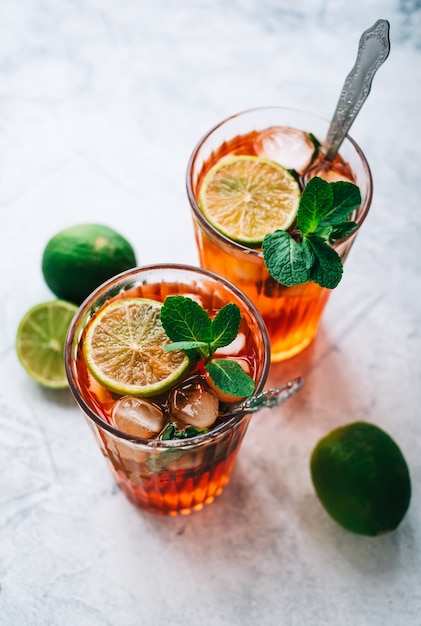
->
[223, 376, 304, 419]
[323, 19, 391, 162]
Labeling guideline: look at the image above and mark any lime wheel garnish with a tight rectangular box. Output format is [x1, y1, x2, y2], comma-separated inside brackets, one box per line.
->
[83, 298, 190, 397]
[198, 155, 301, 245]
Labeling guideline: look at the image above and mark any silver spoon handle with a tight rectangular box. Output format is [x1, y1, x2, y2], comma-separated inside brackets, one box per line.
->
[324, 19, 390, 161]
[223, 377, 304, 419]
[243, 377, 304, 411]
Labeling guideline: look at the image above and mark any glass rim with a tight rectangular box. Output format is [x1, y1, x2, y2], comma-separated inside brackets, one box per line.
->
[65, 263, 271, 449]
[186, 105, 373, 254]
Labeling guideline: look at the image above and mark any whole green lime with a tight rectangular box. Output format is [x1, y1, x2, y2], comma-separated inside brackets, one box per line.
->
[42, 224, 137, 304]
[310, 421, 411, 536]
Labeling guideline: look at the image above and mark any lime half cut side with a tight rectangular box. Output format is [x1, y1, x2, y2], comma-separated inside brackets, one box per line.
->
[16, 300, 78, 388]
[198, 155, 301, 245]
[83, 298, 190, 397]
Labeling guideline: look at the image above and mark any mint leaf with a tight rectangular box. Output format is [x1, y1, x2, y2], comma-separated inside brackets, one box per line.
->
[328, 221, 358, 243]
[164, 340, 209, 352]
[262, 229, 312, 286]
[161, 295, 212, 344]
[312, 220, 357, 243]
[315, 181, 361, 230]
[160, 422, 177, 440]
[307, 235, 343, 288]
[206, 359, 255, 397]
[160, 422, 208, 440]
[297, 177, 333, 235]
[309, 132, 322, 155]
[211, 303, 241, 350]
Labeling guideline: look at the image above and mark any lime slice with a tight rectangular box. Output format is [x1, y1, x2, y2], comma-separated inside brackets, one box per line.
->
[16, 300, 78, 388]
[198, 155, 301, 245]
[83, 298, 190, 397]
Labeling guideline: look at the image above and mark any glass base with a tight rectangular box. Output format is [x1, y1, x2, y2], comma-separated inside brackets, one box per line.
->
[120, 480, 226, 516]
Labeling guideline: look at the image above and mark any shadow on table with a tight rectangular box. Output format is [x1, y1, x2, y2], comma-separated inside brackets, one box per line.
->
[134, 326, 412, 579]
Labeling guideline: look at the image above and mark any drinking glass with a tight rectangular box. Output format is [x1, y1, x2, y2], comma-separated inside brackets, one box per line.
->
[187, 107, 372, 361]
[65, 264, 270, 516]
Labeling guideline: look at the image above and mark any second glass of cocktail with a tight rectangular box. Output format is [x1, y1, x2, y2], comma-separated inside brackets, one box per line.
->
[187, 107, 373, 361]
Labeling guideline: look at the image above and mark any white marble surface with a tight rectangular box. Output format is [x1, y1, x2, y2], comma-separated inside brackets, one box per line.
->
[1, 1, 420, 624]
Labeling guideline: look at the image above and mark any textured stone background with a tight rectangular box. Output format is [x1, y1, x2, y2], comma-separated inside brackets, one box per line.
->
[1, 2, 420, 625]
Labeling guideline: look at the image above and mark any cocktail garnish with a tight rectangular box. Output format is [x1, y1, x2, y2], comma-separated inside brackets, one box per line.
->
[262, 176, 361, 289]
[161, 296, 255, 398]
[83, 298, 190, 397]
[160, 422, 209, 440]
[198, 155, 301, 245]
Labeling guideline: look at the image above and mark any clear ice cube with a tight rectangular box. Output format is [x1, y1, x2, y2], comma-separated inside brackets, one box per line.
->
[214, 332, 246, 356]
[182, 293, 204, 307]
[170, 377, 219, 429]
[306, 159, 354, 183]
[112, 396, 166, 439]
[255, 126, 314, 173]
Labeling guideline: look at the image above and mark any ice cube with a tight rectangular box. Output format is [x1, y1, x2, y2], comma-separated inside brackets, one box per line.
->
[306, 159, 355, 183]
[214, 332, 246, 356]
[111, 396, 166, 439]
[182, 293, 204, 307]
[255, 126, 315, 173]
[170, 377, 219, 429]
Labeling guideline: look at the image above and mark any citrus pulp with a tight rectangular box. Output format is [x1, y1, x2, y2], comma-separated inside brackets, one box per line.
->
[83, 298, 190, 397]
[198, 155, 300, 245]
[16, 300, 78, 388]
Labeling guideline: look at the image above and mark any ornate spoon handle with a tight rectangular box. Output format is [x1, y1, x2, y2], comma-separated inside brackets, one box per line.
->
[324, 19, 391, 161]
[223, 377, 304, 419]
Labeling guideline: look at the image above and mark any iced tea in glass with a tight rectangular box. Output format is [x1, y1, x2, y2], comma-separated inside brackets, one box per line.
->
[65, 265, 270, 516]
[187, 107, 373, 361]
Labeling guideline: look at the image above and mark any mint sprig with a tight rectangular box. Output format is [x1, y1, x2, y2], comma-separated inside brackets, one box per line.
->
[262, 176, 361, 289]
[160, 296, 255, 398]
[160, 422, 209, 440]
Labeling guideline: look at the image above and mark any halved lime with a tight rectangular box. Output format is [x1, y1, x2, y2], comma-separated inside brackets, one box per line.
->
[16, 300, 78, 388]
[198, 155, 301, 245]
[83, 298, 190, 397]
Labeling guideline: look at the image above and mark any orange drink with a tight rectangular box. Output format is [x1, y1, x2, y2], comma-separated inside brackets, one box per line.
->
[65, 265, 270, 516]
[187, 107, 373, 361]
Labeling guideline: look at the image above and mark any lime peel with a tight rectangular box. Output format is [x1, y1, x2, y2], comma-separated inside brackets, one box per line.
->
[42, 223, 137, 305]
[310, 421, 411, 536]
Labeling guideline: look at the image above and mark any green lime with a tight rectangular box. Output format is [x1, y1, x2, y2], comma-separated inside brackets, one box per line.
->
[198, 155, 300, 245]
[16, 300, 78, 388]
[83, 298, 190, 397]
[42, 223, 137, 305]
[310, 421, 411, 536]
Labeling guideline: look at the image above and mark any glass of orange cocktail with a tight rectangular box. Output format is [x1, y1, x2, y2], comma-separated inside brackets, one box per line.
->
[65, 264, 270, 516]
[187, 107, 372, 362]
